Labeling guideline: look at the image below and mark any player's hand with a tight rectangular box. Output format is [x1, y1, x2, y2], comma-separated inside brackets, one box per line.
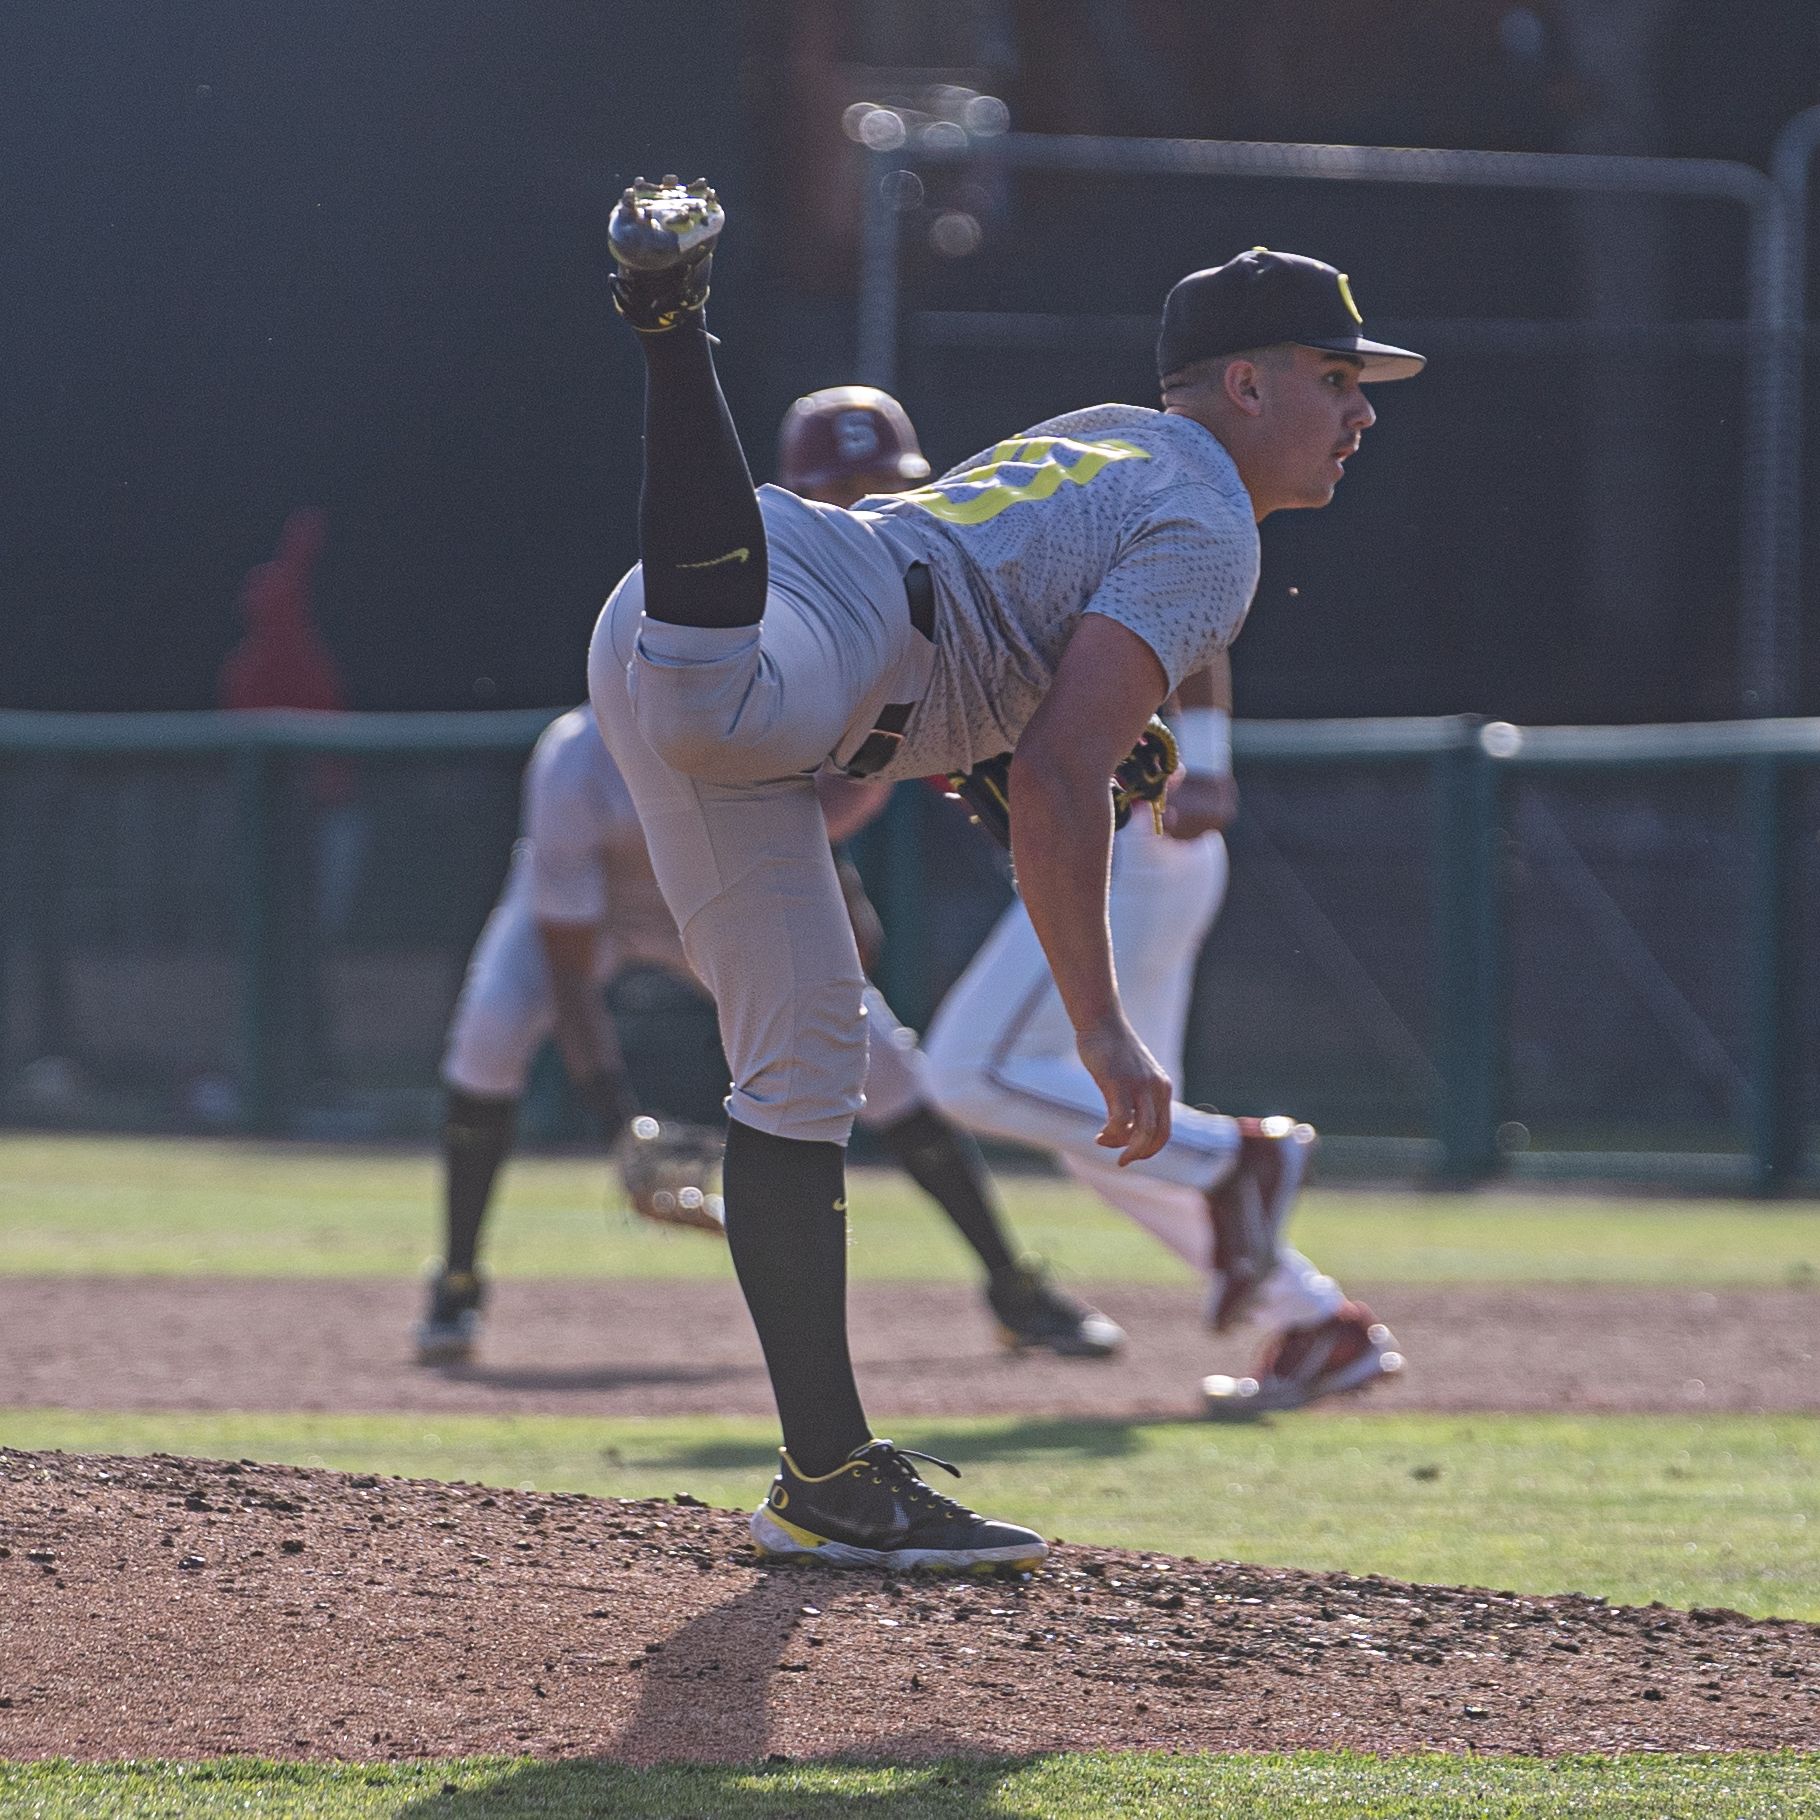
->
[1163, 772, 1239, 841]
[1075, 1013, 1172, 1165]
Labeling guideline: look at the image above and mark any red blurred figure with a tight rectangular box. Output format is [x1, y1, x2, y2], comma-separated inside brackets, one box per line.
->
[217, 512, 364, 1110]
[220, 509, 344, 713]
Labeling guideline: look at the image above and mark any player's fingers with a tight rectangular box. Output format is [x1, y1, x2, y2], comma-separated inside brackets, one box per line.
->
[1117, 1077, 1173, 1166]
[1094, 1080, 1137, 1150]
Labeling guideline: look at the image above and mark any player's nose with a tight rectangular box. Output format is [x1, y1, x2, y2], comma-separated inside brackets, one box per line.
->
[1348, 392, 1377, 430]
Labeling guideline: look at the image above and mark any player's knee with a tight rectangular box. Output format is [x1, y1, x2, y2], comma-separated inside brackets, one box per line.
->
[443, 1001, 535, 1100]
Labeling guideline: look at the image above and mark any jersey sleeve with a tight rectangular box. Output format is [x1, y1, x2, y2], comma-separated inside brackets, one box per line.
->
[522, 731, 609, 927]
[1081, 486, 1259, 692]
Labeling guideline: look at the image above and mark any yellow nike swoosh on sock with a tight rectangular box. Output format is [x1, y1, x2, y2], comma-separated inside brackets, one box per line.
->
[675, 546, 751, 570]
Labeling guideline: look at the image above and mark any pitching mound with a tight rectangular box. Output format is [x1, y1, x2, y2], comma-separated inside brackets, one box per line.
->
[2, 1450, 1816, 1763]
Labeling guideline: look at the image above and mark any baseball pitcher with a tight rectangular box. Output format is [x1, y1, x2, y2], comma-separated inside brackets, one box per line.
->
[591, 179, 1422, 1571]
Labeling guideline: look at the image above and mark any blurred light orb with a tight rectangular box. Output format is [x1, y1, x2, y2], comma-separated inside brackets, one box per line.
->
[920, 120, 968, 154]
[632, 1114, 661, 1140]
[856, 108, 908, 152]
[1495, 1120, 1531, 1152]
[963, 93, 1011, 136]
[1498, 6, 1548, 64]
[1482, 720, 1523, 758]
[882, 168, 925, 210]
[929, 211, 983, 257]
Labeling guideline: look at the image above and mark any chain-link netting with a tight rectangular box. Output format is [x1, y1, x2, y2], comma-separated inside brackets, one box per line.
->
[4, 736, 1817, 1180]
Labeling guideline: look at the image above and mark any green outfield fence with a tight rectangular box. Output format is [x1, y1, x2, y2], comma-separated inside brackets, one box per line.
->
[2, 708, 1818, 1193]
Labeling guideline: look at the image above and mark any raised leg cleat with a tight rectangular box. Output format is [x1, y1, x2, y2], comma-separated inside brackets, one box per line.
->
[608, 176, 724, 332]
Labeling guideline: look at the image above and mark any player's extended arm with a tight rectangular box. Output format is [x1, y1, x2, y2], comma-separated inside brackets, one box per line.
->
[1010, 615, 1174, 1165]
[1163, 650, 1239, 840]
[536, 919, 639, 1135]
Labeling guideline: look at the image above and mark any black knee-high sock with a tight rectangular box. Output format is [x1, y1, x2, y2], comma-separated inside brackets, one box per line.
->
[636, 327, 768, 629]
[877, 1103, 1017, 1277]
[721, 1119, 870, 1475]
[442, 1087, 517, 1276]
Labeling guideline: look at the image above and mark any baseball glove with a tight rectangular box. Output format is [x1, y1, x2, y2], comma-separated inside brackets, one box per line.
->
[616, 1115, 726, 1236]
[945, 716, 1181, 851]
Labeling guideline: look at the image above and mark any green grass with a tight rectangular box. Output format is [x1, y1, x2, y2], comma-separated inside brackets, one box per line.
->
[8, 1407, 1816, 1620]
[3, 1133, 1819, 1287]
[3, 1753, 1818, 1817]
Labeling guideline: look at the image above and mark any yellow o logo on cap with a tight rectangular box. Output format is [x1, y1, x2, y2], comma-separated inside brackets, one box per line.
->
[1337, 272, 1363, 325]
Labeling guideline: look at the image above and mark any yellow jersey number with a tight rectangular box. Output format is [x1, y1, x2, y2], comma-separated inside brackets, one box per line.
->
[897, 436, 1150, 527]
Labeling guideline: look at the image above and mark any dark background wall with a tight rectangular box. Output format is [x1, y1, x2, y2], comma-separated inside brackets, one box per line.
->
[3, 1, 1818, 719]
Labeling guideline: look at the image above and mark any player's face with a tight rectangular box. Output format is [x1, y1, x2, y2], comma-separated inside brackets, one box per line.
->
[1257, 349, 1376, 510]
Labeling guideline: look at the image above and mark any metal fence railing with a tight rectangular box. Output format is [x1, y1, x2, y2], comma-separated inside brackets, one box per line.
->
[855, 128, 1805, 717]
[5, 710, 1820, 1194]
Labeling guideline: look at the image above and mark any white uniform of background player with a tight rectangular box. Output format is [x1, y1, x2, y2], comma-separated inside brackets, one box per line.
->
[425, 390, 1122, 1366]
[924, 669, 1403, 1414]
[444, 705, 931, 1123]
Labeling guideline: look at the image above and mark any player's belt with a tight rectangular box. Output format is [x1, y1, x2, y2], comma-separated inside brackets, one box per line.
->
[842, 562, 936, 778]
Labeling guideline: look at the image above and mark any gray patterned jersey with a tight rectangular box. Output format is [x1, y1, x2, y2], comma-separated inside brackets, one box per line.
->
[859, 405, 1258, 779]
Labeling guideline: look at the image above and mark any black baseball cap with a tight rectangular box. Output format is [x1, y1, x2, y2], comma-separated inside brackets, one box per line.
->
[1157, 248, 1425, 383]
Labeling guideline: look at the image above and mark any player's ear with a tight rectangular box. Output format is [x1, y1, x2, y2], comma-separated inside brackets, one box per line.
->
[1221, 357, 1265, 417]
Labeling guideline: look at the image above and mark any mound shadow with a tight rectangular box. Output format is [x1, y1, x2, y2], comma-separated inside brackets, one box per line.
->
[647, 1413, 1188, 1475]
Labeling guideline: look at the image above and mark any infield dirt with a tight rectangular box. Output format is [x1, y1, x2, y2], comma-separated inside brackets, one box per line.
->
[2, 1448, 1817, 1764]
[3, 1279, 1816, 1420]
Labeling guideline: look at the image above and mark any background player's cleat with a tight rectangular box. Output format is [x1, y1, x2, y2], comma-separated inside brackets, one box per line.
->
[749, 1440, 1048, 1574]
[1204, 1115, 1317, 1332]
[986, 1261, 1125, 1358]
[1202, 1300, 1403, 1420]
[413, 1266, 486, 1365]
[608, 176, 723, 332]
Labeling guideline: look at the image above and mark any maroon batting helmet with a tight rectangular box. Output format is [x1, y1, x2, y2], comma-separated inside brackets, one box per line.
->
[777, 386, 932, 504]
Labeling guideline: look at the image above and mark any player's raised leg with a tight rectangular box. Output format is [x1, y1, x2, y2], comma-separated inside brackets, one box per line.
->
[609, 177, 766, 632]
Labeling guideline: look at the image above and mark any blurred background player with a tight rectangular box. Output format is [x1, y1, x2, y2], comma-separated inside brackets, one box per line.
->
[925, 656, 1403, 1417]
[418, 386, 1121, 1365]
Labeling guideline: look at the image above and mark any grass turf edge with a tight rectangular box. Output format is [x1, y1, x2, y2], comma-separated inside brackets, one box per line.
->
[4, 1752, 1820, 1818]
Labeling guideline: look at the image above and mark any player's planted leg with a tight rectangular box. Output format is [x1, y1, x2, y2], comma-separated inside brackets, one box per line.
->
[609, 177, 767, 630]
[416, 1087, 515, 1364]
[719, 1120, 871, 1476]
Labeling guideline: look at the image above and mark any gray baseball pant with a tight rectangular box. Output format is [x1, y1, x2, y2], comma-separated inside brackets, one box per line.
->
[587, 486, 934, 1144]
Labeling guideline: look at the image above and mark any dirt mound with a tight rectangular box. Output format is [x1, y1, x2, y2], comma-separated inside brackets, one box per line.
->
[2, 1449, 1815, 1763]
[5, 1279, 1816, 1420]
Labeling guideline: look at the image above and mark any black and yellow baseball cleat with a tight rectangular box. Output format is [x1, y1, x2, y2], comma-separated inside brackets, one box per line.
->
[750, 1440, 1048, 1575]
[608, 176, 724, 333]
